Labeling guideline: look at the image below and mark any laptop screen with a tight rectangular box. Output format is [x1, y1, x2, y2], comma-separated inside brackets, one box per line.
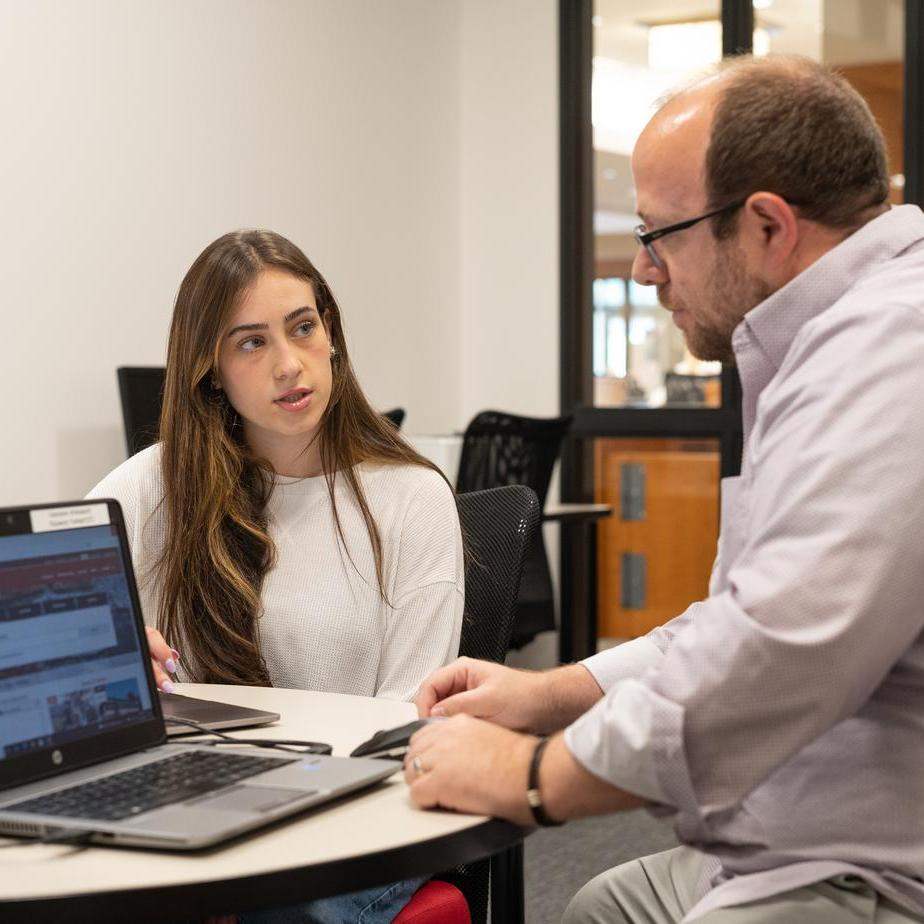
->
[0, 502, 159, 780]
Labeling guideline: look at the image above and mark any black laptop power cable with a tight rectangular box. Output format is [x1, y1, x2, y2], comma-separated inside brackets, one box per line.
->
[165, 717, 332, 755]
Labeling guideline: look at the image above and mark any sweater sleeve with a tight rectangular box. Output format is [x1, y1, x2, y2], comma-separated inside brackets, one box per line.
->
[375, 471, 465, 701]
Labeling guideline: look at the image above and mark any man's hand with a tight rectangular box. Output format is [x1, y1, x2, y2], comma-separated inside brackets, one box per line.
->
[414, 657, 605, 734]
[403, 717, 648, 825]
[403, 714, 538, 825]
[145, 626, 179, 692]
[414, 657, 547, 731]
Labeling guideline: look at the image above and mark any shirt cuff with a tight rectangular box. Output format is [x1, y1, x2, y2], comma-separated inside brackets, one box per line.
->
[564, 678, 670, 804]
[581, 636, 664, 693]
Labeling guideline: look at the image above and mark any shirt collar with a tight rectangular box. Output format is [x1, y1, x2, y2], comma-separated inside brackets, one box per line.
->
[732, 205, 924, 373]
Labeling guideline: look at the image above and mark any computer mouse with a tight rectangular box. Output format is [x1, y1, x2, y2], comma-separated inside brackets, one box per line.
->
[349, 717, 445, 760]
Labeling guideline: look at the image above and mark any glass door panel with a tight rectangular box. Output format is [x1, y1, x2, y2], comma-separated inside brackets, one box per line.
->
[592, 0, 723, 408]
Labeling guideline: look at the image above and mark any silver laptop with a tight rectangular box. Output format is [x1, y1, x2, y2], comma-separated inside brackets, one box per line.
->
[160, 690, 281, 737]
[0, 499, 397, 850]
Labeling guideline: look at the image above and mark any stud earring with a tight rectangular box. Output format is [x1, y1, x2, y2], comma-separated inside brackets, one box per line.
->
[329, 346, 337, 357]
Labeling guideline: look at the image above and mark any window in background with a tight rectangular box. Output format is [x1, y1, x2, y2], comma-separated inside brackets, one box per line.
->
[592, 0, 723, 408]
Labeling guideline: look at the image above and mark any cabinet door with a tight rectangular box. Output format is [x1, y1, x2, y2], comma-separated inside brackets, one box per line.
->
[595, 438, 719, 638]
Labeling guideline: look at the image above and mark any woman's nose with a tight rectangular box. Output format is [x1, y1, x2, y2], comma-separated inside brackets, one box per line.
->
[273, 344, 303, 379]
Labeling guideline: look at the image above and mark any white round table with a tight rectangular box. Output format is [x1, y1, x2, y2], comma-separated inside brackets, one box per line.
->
[0, 684, 525, 922]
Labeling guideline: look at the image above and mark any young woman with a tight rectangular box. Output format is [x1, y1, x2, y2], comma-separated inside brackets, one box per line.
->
[88, 229, 464, 922]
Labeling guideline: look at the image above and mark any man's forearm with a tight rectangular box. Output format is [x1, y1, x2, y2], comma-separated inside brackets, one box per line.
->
[539, 733, 647, 820]
[532, 663, 604, 734]
[539, 735, 649, 821]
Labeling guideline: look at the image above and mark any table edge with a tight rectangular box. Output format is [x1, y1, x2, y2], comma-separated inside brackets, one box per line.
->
[0, 816, 528, 922]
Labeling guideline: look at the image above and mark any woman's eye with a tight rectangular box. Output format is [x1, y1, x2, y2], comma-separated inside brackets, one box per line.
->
[238, 336, 263, 352]
[293, 320, 316, 337]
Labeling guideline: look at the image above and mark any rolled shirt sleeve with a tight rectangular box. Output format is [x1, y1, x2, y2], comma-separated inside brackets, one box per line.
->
[569, 598, 712, 802]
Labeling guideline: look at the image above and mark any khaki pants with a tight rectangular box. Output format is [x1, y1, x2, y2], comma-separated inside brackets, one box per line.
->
[563, 847, 923, 924]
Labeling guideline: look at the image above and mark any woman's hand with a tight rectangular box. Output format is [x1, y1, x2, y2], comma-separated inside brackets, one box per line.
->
[145, 626, 180, 692]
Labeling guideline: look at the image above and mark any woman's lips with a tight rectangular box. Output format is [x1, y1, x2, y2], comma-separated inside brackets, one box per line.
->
[274, 390, 313, 412]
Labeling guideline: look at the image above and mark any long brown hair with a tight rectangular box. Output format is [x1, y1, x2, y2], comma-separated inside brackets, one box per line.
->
[157, 230, 444, 685]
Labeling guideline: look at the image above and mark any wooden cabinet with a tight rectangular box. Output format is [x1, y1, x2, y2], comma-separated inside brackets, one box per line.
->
[595, 438, 720, 638]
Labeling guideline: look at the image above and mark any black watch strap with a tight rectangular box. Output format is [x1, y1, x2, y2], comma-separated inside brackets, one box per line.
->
[526, 736, 563, 827]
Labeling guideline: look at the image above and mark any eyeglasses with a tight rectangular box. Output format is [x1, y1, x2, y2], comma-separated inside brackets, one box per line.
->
[634, 199, 747, 269]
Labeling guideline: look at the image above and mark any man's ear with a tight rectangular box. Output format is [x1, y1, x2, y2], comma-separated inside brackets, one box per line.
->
[741, 192, 799, 267]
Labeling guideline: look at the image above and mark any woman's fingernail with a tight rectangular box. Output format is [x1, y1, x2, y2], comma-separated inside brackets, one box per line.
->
[432, 705, 445, 716]
[161, 680, 175, 694]
[165, 658, 177, 674]
[170, 649, 181, 662]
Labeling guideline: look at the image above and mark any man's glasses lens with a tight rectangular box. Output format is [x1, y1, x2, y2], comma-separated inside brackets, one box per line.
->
[634, 224, 663, 269]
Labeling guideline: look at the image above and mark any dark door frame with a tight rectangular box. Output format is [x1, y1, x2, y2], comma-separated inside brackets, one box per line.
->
[558, 0, 754, 503]
[558, 0, 924, 654]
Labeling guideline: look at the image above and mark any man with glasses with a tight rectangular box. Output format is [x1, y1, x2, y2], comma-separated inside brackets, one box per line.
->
[405, 54, 924, 924]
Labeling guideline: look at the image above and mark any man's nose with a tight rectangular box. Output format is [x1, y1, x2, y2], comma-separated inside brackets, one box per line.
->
[631, 246, 667, 287]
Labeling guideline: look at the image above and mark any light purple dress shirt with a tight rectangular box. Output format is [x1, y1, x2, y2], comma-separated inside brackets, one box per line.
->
[565, 205, 924, 921]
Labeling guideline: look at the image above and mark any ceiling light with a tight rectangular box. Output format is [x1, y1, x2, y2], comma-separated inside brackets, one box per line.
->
[647, 21, 722, 70]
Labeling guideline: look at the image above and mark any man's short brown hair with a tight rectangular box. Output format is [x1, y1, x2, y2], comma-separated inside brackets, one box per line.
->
[703, 55, 890, 238]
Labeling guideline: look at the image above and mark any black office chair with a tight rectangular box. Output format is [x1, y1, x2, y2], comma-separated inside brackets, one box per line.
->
[117, 366, 166, 457]
[427, 484, 540, 924]
[455, 410, 573, 649]
[457, 485, 541, 661]
[382, 407, 406, 430]
[665, 371, 719, 406]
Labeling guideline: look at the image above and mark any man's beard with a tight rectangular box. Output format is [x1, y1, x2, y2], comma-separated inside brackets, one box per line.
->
[680, 244, 774, 363]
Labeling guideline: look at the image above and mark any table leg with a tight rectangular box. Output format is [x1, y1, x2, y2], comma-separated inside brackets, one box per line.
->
[558, 522, 598, 663]
[490, 843, 525, 924]
[559, 522, 574, 664]
[586, 523, 599, 659]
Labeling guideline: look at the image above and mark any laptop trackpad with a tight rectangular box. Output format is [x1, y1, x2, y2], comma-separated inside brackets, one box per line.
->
[191, 785, 317, 814]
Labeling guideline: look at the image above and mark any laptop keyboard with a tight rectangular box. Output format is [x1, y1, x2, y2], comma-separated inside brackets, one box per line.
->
[7, 750, 297, 822]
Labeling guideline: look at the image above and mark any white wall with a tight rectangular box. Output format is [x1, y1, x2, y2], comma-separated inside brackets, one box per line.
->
[459, 0, 560, 424]
[0, 0, 558, 506]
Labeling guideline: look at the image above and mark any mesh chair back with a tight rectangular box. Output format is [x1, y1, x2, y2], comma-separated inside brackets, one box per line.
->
[382, 407, 406, 429]
[442, 485, 539, 923]
[455, 410, 573, 504]
[455, 411, 572, 649]
[117, 366, 166, 457]
[456, 485, 540, 662]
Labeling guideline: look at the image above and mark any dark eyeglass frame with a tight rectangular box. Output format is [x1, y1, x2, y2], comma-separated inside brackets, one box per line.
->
[634, 199, 747, 269]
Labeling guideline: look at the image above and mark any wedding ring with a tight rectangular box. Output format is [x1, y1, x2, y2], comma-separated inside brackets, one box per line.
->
[412, 756, 427, 776]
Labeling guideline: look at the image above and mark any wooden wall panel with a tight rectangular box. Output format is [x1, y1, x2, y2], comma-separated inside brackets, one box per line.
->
[595, 439, 720, 638]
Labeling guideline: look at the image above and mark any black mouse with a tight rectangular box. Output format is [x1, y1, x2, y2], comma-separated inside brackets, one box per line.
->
[350, 717, 444, 760]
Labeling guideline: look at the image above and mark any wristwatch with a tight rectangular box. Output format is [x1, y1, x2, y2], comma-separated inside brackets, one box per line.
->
[526, 736, 563, 827]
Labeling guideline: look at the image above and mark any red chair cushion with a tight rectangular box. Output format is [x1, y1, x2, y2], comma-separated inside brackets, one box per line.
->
[393, 880, 470, 924]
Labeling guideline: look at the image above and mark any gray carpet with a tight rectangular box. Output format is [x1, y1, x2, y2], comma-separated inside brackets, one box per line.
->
[523, 809, 679, 924]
